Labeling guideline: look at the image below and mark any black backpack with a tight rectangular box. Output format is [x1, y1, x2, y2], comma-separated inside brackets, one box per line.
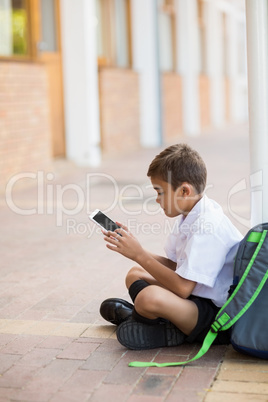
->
[129, 223, 268, 368]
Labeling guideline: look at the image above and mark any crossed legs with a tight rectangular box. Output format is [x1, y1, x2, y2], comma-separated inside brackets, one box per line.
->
[125, 266, 198, 336]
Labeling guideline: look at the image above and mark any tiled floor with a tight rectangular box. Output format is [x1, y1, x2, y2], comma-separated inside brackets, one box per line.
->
[0, 330, 226, 401]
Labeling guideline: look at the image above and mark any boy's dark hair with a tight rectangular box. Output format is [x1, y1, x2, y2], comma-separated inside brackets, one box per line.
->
[147, 143, 207, 194]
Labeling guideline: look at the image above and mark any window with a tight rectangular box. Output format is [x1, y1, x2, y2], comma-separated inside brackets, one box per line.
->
[96, 0, 131, 68]
[40, 0, 57, 52]
[0, 0, 29, 57]
[157, 0, 176, 72]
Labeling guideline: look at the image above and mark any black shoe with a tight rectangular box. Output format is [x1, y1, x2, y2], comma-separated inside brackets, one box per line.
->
[100, 298, 134, 326]
[116, 319, 186, 350]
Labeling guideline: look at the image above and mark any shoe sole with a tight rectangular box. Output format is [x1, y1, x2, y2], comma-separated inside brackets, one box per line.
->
[117, 320, 186, 350]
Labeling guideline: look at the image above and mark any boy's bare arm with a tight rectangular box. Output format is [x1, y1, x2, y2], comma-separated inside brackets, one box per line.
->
[150, 254, 176, 271]
[104, 228, 195, 299]
[135, 251, 196, 298]
[113, 222, 177, 271]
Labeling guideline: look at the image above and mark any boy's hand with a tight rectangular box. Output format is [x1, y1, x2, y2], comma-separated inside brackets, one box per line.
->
[103, 223, 145, 262]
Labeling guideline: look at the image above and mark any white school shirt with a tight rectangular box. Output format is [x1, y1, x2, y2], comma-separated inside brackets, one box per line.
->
[164, 195, 243, 307]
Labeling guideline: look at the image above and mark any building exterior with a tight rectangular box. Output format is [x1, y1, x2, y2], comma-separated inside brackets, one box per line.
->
[0, 0, 247, 192]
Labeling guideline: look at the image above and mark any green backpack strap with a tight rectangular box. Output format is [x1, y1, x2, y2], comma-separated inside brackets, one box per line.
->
[129, 330, 218, 368]
[129, 229, 268, 368]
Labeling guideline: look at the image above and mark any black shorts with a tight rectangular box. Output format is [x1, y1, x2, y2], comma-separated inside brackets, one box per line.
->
[186, 295, 231, 345]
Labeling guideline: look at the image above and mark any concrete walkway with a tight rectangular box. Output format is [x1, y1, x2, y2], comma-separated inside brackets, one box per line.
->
[0, 123, 267, 401]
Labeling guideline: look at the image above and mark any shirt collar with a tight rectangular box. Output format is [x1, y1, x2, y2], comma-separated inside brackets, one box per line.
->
[179, 195, 208, 234]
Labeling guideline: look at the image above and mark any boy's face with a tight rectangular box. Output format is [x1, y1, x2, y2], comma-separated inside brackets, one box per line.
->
[150, 176, 196, 217]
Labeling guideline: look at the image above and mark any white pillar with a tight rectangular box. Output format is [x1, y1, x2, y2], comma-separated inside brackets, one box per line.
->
[176, 0, 200, 136]
[245, 0, 268, 225]
[60, 0, 101, 166]
[205, 1, 225, 127]
[130, 0, 162, 147]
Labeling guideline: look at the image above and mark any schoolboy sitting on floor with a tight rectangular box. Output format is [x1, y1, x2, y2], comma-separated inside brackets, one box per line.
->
[100, 144, 242, 350]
